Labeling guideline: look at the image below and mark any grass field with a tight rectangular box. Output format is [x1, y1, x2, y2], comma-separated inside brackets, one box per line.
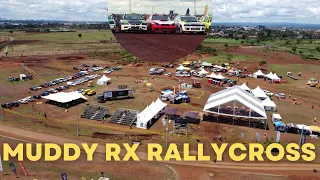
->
[202, 51, 262, 64]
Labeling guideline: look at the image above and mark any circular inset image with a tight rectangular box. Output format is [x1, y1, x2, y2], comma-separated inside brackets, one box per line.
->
[108, 0, 212, 62]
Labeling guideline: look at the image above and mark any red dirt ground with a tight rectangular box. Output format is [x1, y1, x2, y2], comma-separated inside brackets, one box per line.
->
[113, 33, 206, 62]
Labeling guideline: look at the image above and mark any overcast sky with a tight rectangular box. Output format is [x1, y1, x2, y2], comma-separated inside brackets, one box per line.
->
[0, 0, 320, 24]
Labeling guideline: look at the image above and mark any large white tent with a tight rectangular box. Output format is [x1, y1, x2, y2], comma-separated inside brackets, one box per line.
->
[206, 72, 217, 79]
[253, 70, 265, 78]
[97, 75, 111, 85]
[42, 91, 88, 103]
[136, 98, 167, 129]
[272, 73, 281, 81]
[201, 62, 212, 67]
[216, 73, 226, 80]
[198, 69, 209, 75]
[251, 86, 268, 100]
[262, 97, 277, 111]
[265, 72, 274, 79]
[240, 83, 251, 92]
[203, 85, 267, 120]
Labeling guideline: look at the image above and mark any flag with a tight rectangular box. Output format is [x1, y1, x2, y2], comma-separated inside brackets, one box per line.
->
[276, 131, 280, 142]
[256, 132, 260, 142]
[9, 162, 17, 176]
[61, 173, 68, 180]
[18, 162, 28, 176]
[0, 156, 3, 172]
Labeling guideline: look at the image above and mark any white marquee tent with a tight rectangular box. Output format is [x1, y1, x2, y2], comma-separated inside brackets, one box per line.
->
[251, 86, 268, 100]
[42, 91, 88, 103]
[262, 97, 277, 111]
[253, 70, 265, 78]
[265, 72, 274, 79]
[203, 85, 267, 121]
[176, 65, 186, 71]
[136, 98, 168, 129]
[240, 83, 251, 92]
[198, 69, 209, 75]
[206, 72, 217, 79]
[97, 75, 111, 85]
[216, 73, 226, 80]
[272, 73, 281, 81]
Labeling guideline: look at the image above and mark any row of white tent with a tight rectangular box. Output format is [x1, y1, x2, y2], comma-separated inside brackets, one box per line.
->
[240, 83, 276, 111]
[136, 98, 168, 129]
[253, 70, 281, 81]
[206, 72, 226, 80]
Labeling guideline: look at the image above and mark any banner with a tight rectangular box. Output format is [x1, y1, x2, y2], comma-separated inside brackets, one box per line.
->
[276, 131, 280, 142]
[256, 132, 260, 142]
[18, 162, 28, 176]
[0, 156, 3, 172]
[9, 162, 17, 176]
[61, 173, 68, 180]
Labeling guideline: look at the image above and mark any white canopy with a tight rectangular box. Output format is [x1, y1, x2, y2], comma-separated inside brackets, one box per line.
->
[265, 72, 274, 79]
[251, 86, 268, 100]
[201, 62, 212, 67]
[240, 83, 251, 91]
[136, 98, 167, 129]
[198, 69, 209, 75]
[206, 72, 217, 79]
[97, 75, 111, 85]
[203, 85, 267, 119]
[262, 97, 277, 111]
[272, 114, 282, 120]
[176, 65, 186, 71]
[216, 73, 226, 80]
[213, 65, 225, 69]
[253, 70, 265, 78]
[272, 73, 281, 80]
[42, 91, 88, 103]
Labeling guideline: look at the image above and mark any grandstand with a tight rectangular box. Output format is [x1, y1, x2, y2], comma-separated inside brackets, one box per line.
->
[81, 105, 110, 121]
[110, 108, 139, 126]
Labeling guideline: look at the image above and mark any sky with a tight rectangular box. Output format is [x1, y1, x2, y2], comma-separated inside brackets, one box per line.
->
[0, 0, 320, 24]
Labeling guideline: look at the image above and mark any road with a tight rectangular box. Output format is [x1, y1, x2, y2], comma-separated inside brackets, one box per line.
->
[0, 123, 319, 174]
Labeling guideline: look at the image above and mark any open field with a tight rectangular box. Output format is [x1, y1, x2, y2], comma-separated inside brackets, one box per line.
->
[1, 30, 320, 179]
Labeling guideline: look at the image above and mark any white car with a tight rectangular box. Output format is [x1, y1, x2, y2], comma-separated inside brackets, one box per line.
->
[263, 90, 273, 96]
[25, 96, 35, 102]
[173, 14, 205, 34]
[120, 14, 148, 32]
[19, 99, 29, 104]
[67, 81, 76, 86]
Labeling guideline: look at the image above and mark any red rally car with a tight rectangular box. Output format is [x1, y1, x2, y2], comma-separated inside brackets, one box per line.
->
[146, 14, 176, 33]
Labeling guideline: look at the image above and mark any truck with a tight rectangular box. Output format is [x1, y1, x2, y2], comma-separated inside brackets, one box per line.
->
[97, 89, 134, 103]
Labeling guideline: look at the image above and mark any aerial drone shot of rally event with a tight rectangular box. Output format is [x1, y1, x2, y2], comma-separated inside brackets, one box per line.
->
[1, 0, 320, 179]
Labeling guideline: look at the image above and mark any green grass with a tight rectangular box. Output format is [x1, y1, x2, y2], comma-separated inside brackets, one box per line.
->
[270, 64, 320, 77]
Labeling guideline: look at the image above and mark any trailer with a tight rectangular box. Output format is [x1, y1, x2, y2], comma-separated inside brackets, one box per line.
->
[97, 89, 134, 103]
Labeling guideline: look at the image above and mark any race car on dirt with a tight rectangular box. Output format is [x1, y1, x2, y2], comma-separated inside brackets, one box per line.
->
[173, 14, 206, 34]
[119, 13, 148, 32]
[146, 14, 176, 33]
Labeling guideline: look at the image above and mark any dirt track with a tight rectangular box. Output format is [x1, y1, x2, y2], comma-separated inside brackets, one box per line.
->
[113, 33, 205, 62]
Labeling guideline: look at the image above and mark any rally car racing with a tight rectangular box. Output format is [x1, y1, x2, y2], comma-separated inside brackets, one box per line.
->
[173, 14, 206, 34]
[146, 14, 176, 33]
[119, 13, 148, 32]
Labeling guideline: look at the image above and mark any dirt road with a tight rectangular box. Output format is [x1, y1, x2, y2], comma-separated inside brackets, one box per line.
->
[0, 123, 319, 175]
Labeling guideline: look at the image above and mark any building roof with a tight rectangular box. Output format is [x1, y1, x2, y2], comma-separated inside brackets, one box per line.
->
[203, 85, 267, 119]
[42, 91, 88, 103]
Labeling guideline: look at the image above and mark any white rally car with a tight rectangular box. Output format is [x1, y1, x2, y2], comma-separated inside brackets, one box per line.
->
[173, 14, 206, 34]
[120, 14, 148, 32]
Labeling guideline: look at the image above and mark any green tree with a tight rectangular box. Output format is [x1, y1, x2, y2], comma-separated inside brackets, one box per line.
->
[9, 30, 13, 34]
[285, 40, 290, 45]
[296, 39, 302, 44]
[224, 44, 229, 48]
[78, 33, 83, 39]
[259, 60, 267, 68]
[315, 46, 320, 52]
[226, 54, 233, 62]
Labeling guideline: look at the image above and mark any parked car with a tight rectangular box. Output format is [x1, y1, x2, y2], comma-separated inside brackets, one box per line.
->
[19, 99, 29, 104]
[263, 90, 273, 96]
[25, 96, 35, 102]
[73, 67, 79, 70]
[275, 93, 285, 99]
[41, 91, 50, 96]
[75, 89, 84, 93]
[82, 64, 90, 67]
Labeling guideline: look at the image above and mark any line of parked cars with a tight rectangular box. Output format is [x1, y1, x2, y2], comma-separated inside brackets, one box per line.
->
[104, 66, 122, 74]
[149, 68, 166, 75]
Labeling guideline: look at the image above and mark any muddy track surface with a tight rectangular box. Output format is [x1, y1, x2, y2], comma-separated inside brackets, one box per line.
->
[113, 33, 205, 62]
